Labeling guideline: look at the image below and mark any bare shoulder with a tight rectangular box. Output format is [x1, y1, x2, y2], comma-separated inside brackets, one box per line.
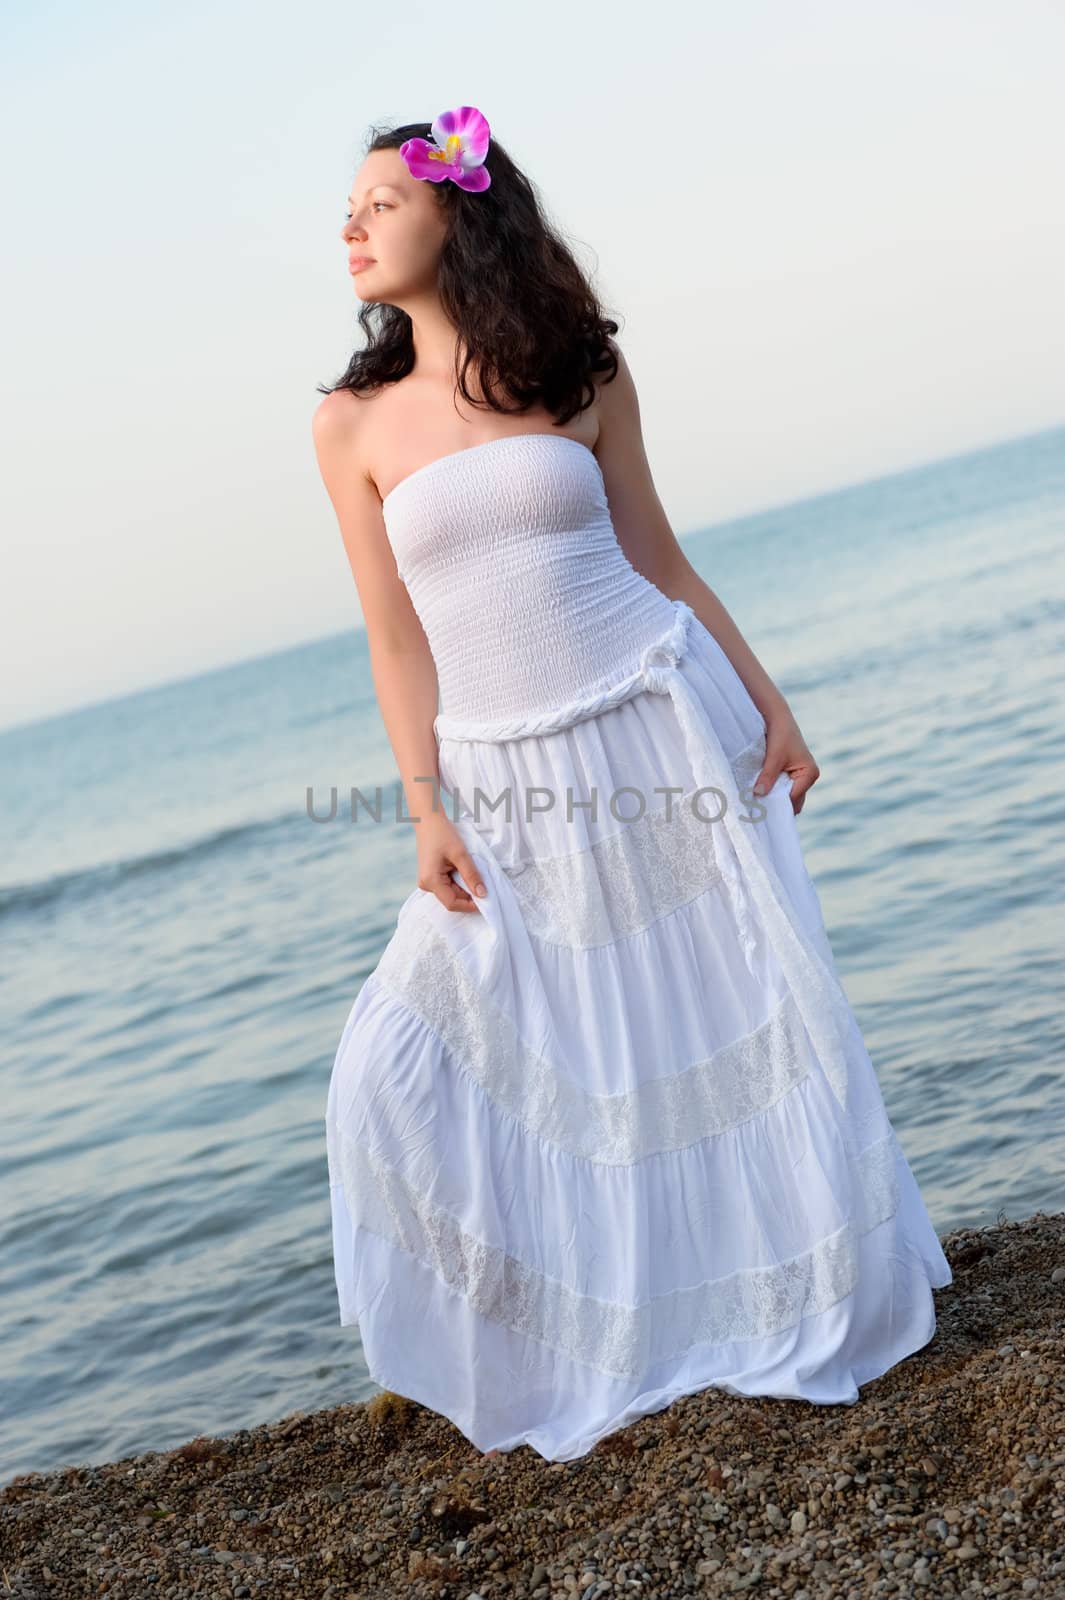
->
[309, 387, 391, 583]
[585, 337, 686, 588]
[594, 337, 638, 417]
[311, 387, 375, 490]
[591, 337, 642, 460]
[311, 388, 418, 635]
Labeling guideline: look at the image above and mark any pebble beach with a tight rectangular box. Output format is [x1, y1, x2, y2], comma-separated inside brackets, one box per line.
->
[3, 1210, 1062, 1599]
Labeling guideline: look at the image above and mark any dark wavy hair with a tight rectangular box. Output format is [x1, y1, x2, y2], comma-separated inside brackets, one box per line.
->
[317, 121, 621, 425]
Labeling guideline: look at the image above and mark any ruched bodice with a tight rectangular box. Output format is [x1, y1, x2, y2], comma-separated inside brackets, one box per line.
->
[382, 434, 678, 729]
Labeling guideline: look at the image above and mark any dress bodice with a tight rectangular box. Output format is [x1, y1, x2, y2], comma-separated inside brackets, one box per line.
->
[381, 433, 678, 729]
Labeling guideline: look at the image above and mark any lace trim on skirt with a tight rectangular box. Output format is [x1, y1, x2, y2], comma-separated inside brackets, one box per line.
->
[328, 1124, 901, 1378]
[372, 916, 888, 1164]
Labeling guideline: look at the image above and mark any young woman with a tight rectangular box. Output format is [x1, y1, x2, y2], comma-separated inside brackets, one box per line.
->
[313, 106, 952, 1463]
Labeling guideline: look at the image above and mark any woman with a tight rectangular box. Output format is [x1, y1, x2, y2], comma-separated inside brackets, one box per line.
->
[312, 106, 952, 1462]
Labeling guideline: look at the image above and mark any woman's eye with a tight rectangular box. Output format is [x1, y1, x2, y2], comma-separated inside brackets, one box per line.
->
[344, 202, 389, 220]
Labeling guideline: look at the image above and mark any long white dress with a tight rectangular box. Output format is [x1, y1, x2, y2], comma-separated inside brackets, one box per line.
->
[325, 432, 953, 1462]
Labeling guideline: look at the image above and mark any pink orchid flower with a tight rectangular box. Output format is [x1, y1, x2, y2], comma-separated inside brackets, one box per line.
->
[400, 105, 492, 192]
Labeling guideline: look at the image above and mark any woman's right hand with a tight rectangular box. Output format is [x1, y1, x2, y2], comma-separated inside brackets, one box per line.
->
[416, 809, 488, 914]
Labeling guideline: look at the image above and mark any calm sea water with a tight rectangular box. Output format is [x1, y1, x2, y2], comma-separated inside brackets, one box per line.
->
[2, 424, 1063, 1484]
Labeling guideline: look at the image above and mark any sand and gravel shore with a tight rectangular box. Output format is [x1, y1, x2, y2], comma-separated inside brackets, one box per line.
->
[3, 1210, 1062, 1600]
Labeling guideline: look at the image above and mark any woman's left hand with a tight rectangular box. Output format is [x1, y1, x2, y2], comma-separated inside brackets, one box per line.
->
[751, 704, 820, 815]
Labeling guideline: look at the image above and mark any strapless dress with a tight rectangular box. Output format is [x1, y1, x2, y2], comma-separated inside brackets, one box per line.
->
[324, 432, 952, 1462]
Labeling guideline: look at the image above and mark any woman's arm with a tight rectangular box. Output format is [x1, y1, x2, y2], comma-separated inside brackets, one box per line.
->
[311, 391, 488, 906]
[594, 348, 820, 810]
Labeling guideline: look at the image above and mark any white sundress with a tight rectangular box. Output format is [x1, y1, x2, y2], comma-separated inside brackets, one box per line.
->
[324, 431, 953, 1462]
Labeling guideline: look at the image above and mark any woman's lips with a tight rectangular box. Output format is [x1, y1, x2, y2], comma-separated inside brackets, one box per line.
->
[349, 258, 376, 274]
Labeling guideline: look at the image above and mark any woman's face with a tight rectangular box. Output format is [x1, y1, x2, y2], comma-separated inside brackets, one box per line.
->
[341, 148, 449, 303]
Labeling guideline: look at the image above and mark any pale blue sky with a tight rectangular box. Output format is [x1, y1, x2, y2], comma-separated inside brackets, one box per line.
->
[1, 0, 1062, 731]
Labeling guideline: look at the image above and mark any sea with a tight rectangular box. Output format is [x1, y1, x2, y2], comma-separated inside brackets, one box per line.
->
[2, 422, 1063, 1484]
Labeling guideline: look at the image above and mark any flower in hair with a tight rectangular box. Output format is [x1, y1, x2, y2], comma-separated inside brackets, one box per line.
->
[400, 105, 491, 192]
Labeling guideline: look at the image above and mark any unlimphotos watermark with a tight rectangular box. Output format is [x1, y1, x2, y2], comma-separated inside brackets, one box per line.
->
[305, 776, 770, 826]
